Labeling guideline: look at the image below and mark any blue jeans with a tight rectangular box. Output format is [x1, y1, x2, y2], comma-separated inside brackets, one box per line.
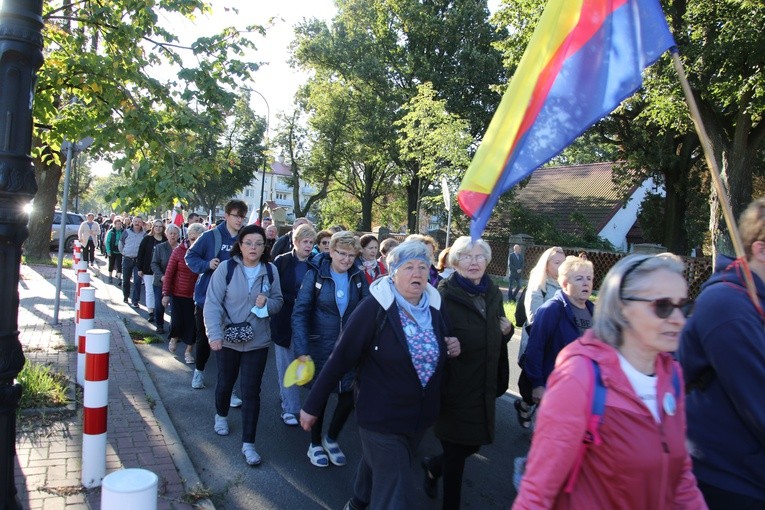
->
[214, 347, 268, 443]
[351, 428, 425, 510]
[153, 285, 165, 328]
[121, 255, 141, 304]
[275, 344, 301, 415]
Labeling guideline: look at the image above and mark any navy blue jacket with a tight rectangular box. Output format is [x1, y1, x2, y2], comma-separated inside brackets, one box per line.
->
[291, 252, 369, 392]
[303, 278, 447, 435]
[271, 251, 305, 348]
[679, 256, 765, 501]
[184, 222, 236, 305]
[523, 289, 594, 388]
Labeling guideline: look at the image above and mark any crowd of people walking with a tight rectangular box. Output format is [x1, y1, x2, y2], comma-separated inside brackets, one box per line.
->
[78, 195, 765, 509]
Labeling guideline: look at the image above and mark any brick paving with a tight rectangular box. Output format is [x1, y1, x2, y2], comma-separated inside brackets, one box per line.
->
[14, 260, 212, 509]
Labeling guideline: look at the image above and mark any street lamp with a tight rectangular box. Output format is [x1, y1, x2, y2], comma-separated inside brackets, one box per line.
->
[250, 89, 270, 224]
[52, 136, 94, 325]
[0, 1, 44, 508]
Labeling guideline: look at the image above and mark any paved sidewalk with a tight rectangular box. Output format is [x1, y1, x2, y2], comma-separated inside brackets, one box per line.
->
[15, 260, 212, 509]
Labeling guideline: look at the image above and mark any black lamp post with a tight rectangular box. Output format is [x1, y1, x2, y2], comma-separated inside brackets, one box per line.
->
[0, 1, 44, 509]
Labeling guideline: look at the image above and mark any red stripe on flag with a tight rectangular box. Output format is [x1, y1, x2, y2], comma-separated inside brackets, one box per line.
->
[85, 353, 110, 381]
[509, 0, 627, 165]
[83, 406, 108, 435]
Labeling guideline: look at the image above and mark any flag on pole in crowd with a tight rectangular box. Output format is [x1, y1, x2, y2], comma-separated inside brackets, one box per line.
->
[458, 0, 676, 238]
[171, 204, 184, 227]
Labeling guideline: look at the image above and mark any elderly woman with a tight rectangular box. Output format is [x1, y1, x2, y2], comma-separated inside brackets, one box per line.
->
[513, 254, 705, 509]
[150, 223, 181, 336]
[312, 229, 332, 256]
[516, 246, 566, 423]
[422, 236, 514, 509]
[162, 223, 206, 364]
[520, 256, 595, 424]
[204, 224, 283, 466]
[271, 223, 317, 426]
[137, 219, 167, 322]
[300, 241, 460, 510]
[292, 231, 370, 468]
[357, 234, 387, 284]
[406, 234, 441, 286]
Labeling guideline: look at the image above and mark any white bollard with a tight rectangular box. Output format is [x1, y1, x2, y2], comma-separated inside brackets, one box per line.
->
[73, 239, 81, 264]
[82, 328, 110, 488]
[76, 287, 96, 385]
[101, 468, 158, 510]
[75, 270, 90, 323]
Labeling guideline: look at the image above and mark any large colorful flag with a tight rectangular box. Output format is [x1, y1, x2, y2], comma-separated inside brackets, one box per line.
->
[458, 0, 675, 238]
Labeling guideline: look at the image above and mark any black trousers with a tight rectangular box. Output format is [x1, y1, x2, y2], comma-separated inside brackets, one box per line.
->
[84, 239, 95, 263]
[425, 440, 481, 510]
[194, 305, 211, 371]
[310, 391, 354, 445]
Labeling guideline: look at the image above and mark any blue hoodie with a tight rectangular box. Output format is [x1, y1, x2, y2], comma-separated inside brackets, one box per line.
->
[184, 222, 237, 305]
[678, 256, 765, 501]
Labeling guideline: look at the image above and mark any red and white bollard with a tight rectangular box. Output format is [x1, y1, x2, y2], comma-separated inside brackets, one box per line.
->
[74, 270, 90, 323]
[73, 239, 81, 265]
[76, 287, 96, 385]
[82, 328, 110, 488]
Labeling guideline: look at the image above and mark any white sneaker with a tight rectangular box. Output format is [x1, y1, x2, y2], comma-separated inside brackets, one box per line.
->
[242, 443, 261, 466]
[281, 412, 299, 426]
[230, 393, 243, 408]
[214, 414, 229, 436]
[321, 436, 347, 466]
[191, 369, 205, 389]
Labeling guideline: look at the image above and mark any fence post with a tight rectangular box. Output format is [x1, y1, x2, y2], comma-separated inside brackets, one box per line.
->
[82, 328, 110, 488]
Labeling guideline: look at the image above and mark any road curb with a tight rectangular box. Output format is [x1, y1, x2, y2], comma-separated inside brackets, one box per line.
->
[115, 311, 216, 510]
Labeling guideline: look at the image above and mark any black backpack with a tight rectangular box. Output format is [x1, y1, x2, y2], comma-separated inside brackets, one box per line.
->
[514, 286, 546, 328]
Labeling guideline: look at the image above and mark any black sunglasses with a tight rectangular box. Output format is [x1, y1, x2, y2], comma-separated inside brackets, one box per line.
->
[622, 297, 694, 319]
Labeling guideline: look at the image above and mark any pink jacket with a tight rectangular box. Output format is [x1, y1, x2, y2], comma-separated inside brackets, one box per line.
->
[513, 330, 706, 510]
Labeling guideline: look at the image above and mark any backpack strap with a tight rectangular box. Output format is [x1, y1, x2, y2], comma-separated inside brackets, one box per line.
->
[564, 359, 605, 494]
[212, 227, 222, 259]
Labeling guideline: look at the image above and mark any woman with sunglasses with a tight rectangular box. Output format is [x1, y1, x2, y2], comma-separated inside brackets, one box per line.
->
[513, 253, 705, 509]
[292, 231, 370, 468]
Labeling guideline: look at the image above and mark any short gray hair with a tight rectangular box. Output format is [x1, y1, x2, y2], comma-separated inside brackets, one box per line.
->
[165, 224, 181, 236]
[448, 236, 492, 266]
[387, 240, 432, 275]
[187, 223, 206, 239]
[593, 253, 685, 347]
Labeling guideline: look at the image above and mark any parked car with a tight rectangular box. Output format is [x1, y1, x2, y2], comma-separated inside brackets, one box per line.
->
[50, 211, 85, 253]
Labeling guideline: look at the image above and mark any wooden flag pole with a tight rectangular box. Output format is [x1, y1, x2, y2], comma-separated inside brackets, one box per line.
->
[670, 50, 761, 307]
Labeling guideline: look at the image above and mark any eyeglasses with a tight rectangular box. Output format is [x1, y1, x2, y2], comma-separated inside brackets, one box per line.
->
[241, 241, 265, 248]
[458, 254, 488, 263]
[622, 297, 694, 319]
[229, 214, 246, 220]
[333, 250, 356, 260]
[320, 240, 330, 246]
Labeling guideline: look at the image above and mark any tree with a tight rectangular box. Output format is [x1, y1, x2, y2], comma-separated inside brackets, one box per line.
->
[25, 1, 260, 259]
[187, 94, 266, 214]
[395, 83, 472, 231]
[492, 0, 764, 256]
[292, 0, 505, 233]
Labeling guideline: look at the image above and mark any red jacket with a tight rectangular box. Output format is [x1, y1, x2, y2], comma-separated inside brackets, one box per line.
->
[513, 330, 706, 510]
[162, 243, 196, 299]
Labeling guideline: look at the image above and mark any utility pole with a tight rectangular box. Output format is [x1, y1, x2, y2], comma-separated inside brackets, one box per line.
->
[0, 1, 44, 509]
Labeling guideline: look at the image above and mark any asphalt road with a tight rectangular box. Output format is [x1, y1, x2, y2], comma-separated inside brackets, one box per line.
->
[100, 266, 531, 509]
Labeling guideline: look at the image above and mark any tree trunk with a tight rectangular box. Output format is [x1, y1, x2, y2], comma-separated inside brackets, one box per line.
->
[25, 156, 63, 260]
[359, 164, 374, 231]
[406, 175, 420, 234]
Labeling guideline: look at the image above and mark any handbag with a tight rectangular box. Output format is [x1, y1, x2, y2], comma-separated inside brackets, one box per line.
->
[223, 321, 254, 343]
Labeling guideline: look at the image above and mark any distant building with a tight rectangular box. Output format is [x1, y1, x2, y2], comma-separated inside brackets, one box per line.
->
[235, 155, 316, 224]
[507, 162, 660, 252]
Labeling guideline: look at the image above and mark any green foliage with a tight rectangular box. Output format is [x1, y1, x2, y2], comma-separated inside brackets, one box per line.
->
[18, 362, 69, 409]
[26, 0, 261, 258]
